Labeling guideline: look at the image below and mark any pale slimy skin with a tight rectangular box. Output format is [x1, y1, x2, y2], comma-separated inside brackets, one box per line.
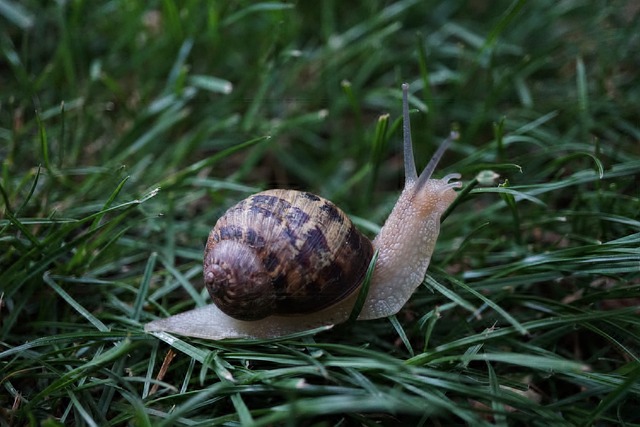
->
[361, 174, 460, 320]
[144, 83, 461, 340]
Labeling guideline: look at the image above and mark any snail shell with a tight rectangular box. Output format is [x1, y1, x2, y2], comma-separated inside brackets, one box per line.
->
[145, 83, 462, 340]
[204, 189, 374, 320]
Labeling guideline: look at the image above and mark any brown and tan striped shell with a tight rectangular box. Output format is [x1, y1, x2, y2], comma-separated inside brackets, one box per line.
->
[204, 189, 375, 321]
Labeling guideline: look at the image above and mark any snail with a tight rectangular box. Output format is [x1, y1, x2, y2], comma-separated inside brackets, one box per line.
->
[144, 83, 461, 340]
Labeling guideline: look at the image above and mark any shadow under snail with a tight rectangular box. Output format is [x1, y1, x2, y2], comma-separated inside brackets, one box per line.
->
[145, 83, 462, 340]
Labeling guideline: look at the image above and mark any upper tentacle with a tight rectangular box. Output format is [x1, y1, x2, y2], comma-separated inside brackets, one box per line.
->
[402, 83, 418, 184]
[415, 131, 459, 191]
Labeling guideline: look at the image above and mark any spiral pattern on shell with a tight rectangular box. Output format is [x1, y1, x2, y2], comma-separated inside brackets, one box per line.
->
[204, 189, 375, 321]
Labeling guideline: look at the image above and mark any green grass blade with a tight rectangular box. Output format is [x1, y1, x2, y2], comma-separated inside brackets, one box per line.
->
[44, 273, 109, 332]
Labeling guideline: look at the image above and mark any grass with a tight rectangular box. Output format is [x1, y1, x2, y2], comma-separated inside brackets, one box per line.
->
[1, 0, 639, 425]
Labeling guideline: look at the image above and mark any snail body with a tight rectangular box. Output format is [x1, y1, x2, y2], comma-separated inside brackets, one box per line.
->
[145, 83, 461, 340]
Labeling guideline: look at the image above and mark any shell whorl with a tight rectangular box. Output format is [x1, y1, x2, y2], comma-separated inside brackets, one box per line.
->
[204, 189, 375, 320]
[204, 240, 272, 320]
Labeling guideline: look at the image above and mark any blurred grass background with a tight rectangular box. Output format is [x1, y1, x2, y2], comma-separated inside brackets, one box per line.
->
[1, 0, 639, 425]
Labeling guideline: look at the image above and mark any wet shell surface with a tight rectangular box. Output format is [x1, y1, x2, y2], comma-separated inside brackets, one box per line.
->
[203, 189, 375, 321]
